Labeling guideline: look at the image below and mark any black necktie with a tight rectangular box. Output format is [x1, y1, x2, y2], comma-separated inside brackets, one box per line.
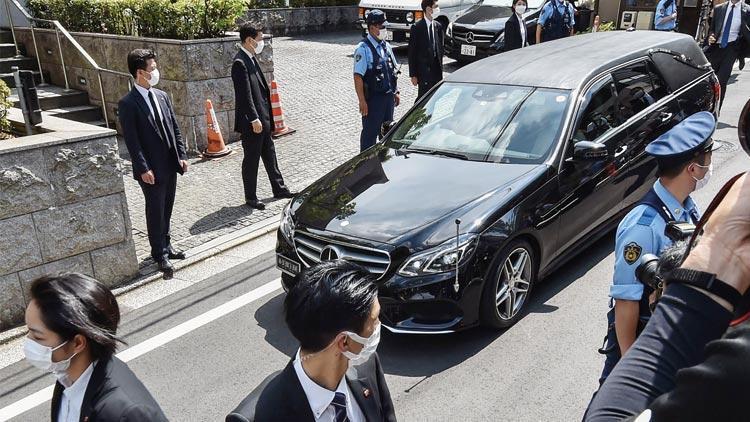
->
[429, 23, 435, 56]
[331, 392, 349, 422]
[147, 91, 171, 148]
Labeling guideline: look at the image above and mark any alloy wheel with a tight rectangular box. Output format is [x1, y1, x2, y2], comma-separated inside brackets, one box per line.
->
[495, 247, 532, 320]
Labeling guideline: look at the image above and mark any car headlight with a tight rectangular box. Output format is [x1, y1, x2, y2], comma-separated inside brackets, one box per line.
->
[447, 22, 453, 37]
[492, 32, 505, 50]
[406, 12, 414, 22]
[280, 203, 295, 240]
[398, 234, 478, 277]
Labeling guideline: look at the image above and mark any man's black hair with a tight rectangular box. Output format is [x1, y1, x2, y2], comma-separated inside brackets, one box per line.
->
[421, 0, 437, 12]
[127, 48, 156, 78]
[284, 260, 378, 352]
[658, 151, 709, 179]
[239, 23, 261, 44]
[30, 273, 123, 360]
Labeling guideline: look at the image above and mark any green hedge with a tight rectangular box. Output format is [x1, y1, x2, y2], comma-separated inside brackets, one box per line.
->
[0, 79, 11, 136]
[247, 0, 357, 9]
[27, 0, 247, 40]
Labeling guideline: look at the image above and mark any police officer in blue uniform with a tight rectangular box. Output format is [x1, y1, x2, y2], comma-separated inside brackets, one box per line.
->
[595, 111, 718, 386]
[354, 9, 400, 152]
[653, 0, 678, 31]
[536, 0, 575, 44]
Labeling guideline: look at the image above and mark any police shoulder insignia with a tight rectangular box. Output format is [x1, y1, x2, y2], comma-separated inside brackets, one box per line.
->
[624, 242, 642, 265]
[355, 53, 362, 62]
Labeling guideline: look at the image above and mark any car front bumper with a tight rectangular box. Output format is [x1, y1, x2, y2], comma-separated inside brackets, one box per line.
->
[276, 230, 485, 334]
[445, 38, 500, 62]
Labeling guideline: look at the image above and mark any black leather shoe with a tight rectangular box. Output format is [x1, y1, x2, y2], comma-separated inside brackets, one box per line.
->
[246, 199, 266, 210]
[158, 259, 174, 278]
[168, 247, 185, 260]
[274, 191, 297, 199]
[740, 58, 746, 71]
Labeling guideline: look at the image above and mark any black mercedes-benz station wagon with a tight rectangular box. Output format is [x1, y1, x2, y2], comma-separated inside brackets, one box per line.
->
[277, 31, 719, 334]
[445, 0, 545, 63]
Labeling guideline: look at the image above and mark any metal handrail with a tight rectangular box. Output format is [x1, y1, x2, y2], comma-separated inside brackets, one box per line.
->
[3, 0, 134, 129]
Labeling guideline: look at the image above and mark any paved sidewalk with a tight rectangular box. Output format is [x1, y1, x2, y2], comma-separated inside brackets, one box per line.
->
[124, 32, 457, 263]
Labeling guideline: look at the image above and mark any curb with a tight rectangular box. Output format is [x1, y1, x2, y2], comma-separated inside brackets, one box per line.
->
[0, 214, 281, 345]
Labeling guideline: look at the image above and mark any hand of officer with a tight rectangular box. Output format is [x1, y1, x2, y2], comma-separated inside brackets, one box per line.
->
[251, 119, 263, 134]
[180, 160, 189, 173]
[683, 174, 750, 296]
[411, 77, 418, 86]
[359, 99, 368, 116]
[395, 93, 401, 107]
[141, 170, 155, 185]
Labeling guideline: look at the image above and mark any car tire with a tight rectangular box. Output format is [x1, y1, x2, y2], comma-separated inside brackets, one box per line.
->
[479, 239, 537, 329]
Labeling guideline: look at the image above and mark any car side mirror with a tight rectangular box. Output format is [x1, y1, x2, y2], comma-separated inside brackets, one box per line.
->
[571, 140, 608, 161]
[381, 120, 395, 137]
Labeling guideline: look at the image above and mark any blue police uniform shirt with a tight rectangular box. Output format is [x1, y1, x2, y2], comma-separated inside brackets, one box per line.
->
[538, 0, 576, 27]
[610, 179, 700, 301]
[353, 34, 398, 77]
[654, 0, 677, 30]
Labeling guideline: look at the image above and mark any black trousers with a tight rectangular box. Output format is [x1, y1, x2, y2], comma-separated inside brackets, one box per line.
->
[706, 41, 740, 108]
[417, 79, 439, 101]
[241, 130, 287, 201]
[139, 171, 177, 262]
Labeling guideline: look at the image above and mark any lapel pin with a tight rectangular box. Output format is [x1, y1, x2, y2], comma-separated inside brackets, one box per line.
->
[363, 388, 371, 398]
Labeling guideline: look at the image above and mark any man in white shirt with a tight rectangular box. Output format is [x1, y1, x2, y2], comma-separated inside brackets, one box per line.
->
[706, 0, 750, 108]
[227, 260, 396, 422]
[408, 0, 444, 100]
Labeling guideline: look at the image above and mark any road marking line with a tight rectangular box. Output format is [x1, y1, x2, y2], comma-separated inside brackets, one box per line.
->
[0, 278, 282, 421]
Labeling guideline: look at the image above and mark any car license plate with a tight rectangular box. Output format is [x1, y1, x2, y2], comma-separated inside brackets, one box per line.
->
[277, 254, 300, 275]
[383, 30, 393, 41]
[461, 44, 476, 56]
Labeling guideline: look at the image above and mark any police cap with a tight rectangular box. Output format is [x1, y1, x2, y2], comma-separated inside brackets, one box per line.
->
[366, 9, 388, 26]
[645, 111, 719, 169]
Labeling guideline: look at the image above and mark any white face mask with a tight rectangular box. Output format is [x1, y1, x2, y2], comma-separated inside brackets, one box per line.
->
[692, 163, 713, 191]
[515, 4, 526, 14]
[23, 338, 77, 382]
[341, 323, 381, 366]
[431, 6, 441, 16]
[254, 39, 265, 55]
[146, 68, 160, 87]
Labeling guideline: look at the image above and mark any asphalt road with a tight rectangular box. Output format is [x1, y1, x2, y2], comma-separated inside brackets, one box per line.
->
[2, 47, 750, 422]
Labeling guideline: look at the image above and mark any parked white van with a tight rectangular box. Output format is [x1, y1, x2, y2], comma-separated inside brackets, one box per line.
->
[357, 0, 481, 46]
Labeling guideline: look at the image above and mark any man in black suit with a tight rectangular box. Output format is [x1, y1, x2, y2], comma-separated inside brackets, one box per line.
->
[232, 24, 294, 210]
[227, 260, 396, 422]
[408, 0, 444, 101]
[705, 0, 750, 108]
[119, 49, 188, 276]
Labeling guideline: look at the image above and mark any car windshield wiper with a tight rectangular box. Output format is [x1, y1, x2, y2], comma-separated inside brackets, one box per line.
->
[400, 147, 469, 160]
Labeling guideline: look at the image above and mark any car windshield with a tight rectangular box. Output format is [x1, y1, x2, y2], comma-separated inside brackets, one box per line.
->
[481, 0, 546, 9]
[386, 83, 570, 164]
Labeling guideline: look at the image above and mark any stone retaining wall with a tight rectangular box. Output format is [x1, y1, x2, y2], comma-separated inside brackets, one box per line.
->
[242, 6, 359, 36]
[0, 110, 137, 331]
[13, 28, 276, 152]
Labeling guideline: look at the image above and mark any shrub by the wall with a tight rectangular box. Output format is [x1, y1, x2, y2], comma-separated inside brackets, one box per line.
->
[247, 0, 358, 9]
[27, 0, 246, 40]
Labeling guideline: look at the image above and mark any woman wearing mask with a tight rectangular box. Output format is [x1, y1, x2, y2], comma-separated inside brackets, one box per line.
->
[23, 273, 167, 421]
[504, 0, 530, 51]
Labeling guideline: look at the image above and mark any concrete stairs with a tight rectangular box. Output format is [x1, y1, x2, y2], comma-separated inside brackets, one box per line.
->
[0, 29, 107, 128]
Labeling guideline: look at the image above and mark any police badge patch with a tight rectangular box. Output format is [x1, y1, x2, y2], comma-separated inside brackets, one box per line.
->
[624, 242, 642, 265]
[355, 53, 362, 62]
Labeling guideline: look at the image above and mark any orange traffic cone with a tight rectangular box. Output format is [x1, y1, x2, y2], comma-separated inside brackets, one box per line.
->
[270, 80, 296, 139]
[203, 99, 231, 158]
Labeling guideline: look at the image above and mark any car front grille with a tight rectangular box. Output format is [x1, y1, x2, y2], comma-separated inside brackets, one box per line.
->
[293, 231, 391, 278]
[451, 27, 496, 45]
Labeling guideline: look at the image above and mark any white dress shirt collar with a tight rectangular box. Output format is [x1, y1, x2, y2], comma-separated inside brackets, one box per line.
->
[134, 83, 163, 121]
[424, 15, 433, 27]
[58, 361, 96, 422]
[134, 82, 151, 100]
[293, 349, 364, 422]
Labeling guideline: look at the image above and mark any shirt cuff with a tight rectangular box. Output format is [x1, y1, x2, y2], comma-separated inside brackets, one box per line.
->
[251, 119, 261, 124]
[610, 284, 644, 301]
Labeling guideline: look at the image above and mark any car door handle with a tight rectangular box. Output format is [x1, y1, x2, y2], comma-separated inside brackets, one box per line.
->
[659, 112, 673, 123]
[614, 145, 628, 157]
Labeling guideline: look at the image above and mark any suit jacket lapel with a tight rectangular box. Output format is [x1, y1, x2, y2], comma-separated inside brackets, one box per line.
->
[131, 87, 164, 142]
[281, 360, 316, 420]
[78, 358, 109, 421]
[50, 382, 63, 422]
[346, 368, 380, 421]
[155, 91, 176, 148]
